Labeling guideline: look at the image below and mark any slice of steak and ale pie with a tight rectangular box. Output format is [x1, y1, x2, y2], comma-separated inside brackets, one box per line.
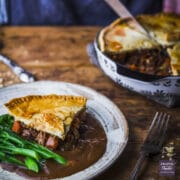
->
[4, 95, 87, 150]
[98, 17, 172, 76]
[137, 13, 180, 46]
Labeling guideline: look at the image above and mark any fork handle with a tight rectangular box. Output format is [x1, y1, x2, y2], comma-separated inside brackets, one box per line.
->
[130, 152, 147, 180]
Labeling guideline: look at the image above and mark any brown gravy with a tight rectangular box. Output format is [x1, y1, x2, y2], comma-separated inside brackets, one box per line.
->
[0, 113, 107, 179]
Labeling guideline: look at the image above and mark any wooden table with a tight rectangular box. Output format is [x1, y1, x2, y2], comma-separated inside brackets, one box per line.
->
[0, 27, 179, 180]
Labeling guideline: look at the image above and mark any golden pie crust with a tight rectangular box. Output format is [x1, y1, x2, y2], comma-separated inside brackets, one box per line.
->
[137, 13, 180, 45]
[5, 95, 87, 140]
[99, 13, 180, 75]
[99, 18, 159, 52]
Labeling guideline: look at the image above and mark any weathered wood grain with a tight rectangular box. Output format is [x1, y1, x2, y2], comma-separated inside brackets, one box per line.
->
[0, 27, 179, 180]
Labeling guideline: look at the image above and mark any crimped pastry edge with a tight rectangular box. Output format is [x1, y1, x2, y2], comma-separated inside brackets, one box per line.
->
[5, 94, 87, 110]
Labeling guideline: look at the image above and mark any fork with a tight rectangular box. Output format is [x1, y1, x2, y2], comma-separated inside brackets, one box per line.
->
[130, 112, 170, 180]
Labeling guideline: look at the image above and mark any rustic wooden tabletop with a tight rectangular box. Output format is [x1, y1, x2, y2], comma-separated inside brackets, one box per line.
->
[0, 27, 179, 180]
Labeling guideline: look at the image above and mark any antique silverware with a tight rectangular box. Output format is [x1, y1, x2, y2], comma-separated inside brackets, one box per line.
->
[130, 112, 170, 180]
[0, 54, 35, 83]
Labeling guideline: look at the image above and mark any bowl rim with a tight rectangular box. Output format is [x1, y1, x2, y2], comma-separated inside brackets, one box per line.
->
[0, 80, 129, 180]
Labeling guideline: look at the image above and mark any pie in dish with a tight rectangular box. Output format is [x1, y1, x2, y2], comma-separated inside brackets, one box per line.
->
[98, 13, 180, 76]
[5, 95, 87, 149]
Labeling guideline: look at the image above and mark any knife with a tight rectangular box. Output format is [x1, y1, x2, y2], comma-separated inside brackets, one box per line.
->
[104, 0, 151, 38]
[0, 54, 35, 83]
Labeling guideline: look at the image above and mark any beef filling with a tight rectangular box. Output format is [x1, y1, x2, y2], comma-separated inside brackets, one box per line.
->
[105, 48, 172, 76]
[12, 116, 82, 150]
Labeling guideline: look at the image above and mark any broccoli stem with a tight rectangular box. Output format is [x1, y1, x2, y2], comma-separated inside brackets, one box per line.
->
[0, 145, 40, 161]
[26, 141, 67, 165]
[25, 157, 39, 173]
[0, 130, 25, 147]
[0, 151, 25, 166]
[0, 129, 67, 165]
[0, 114, 14, 128]
[0, 114, 67, 168]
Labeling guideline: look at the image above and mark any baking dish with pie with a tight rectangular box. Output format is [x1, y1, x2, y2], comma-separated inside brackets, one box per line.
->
[90, 13, 180, 107]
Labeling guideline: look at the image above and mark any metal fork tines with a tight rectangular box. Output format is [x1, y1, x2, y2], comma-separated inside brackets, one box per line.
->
[130, 112, 170, 180]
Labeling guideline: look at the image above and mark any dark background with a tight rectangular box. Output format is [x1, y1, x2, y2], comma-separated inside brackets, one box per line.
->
[5, 0, 163, 26]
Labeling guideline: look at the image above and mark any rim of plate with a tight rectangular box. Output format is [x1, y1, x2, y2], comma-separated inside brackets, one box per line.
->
[0, 80, 129, 180]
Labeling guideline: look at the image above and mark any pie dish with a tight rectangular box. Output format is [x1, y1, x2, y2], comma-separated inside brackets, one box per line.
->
[87, 13, 180, 107]
[98, 13, 180, 76]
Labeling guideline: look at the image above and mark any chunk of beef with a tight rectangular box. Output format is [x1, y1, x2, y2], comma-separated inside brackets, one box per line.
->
[45, 136, 59, 149]
[35, 131, 47, 146]
[21, 127, 38, 140]
[13, 111, 84, 150]
[105, 48, 172, 76]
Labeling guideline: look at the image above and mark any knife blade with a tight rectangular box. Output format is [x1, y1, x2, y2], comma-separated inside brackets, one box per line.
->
[104, 0, 151, 37]
[0, 54, 35, 83]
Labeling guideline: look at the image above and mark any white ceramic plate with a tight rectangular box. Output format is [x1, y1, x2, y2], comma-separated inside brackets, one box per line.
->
[0, 81, 128, 180]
